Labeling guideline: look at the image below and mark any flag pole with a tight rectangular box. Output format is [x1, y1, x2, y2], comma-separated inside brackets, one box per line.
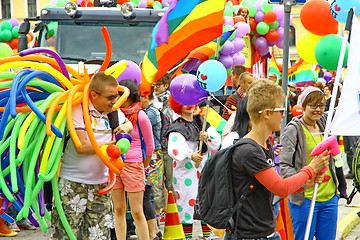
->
[196, 95, 211, 168]
[303, 8, 353, 240]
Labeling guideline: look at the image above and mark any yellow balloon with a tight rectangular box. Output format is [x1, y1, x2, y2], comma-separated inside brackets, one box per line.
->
[100, 145, 110, 159]
[296, 32, 323, 64]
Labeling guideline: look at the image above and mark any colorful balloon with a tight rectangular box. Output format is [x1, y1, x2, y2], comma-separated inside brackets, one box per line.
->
[107, 145, 121, 159]
[256, 22, 270, 35]
[296, 32, 322, 64]
[196, 60, 227, 92]
[116, 138, 131, 154]
[300, 0, 338, 36]
[315, 34, 349, 71]
[170, 74, 208, 105]
[330, 0, 360, 23]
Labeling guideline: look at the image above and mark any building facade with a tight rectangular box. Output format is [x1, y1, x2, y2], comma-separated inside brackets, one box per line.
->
[1, 0, 50, 20]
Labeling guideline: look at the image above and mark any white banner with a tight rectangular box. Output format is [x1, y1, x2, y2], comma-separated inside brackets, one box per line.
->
[330, 15, 360, 136]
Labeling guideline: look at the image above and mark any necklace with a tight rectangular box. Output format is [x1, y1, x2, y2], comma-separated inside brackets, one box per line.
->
[302, 118, 316, 129]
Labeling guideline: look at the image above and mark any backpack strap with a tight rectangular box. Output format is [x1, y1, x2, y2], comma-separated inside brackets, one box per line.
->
[136, 111, 146, 160]
[228, 138, 263, 236]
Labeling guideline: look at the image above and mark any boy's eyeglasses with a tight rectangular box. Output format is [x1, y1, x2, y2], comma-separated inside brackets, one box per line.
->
[152, 83, 164, 88]
[308, 104, 326, 110]
[258, 108, 285, 115]
[94, 91, 119, 101]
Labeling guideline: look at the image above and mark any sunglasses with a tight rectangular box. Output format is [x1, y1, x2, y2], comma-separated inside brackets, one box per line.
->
[258, 107, 285, 115]
[94, 91, 119, 101]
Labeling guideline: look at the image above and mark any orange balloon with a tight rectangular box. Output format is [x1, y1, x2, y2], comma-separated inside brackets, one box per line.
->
[249, 18, 257, 31]
[292, 105, 303, 117]
[9, 38, 18, 49]
[300, 0, 338, 36]
[264, 11, 277, 24]
[117, 0, 129, 4]
[265, 29, 279, 43]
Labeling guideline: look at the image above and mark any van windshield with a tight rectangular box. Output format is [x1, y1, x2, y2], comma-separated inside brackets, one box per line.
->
[39, 21, 155, 64]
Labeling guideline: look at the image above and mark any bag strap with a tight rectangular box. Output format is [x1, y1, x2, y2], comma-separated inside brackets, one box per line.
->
[136, 111, 146, 159]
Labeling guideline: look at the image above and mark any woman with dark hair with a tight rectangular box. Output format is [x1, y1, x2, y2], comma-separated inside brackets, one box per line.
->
[221, 97, 251, 149]
[112, 80, 155, 240]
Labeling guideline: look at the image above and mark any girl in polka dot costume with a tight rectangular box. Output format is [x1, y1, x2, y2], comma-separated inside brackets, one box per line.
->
[166, 96, 221, 239]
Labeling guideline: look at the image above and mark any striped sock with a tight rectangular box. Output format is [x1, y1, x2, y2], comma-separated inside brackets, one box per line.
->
[201, 221, 211, 238]
[182, 223, 193, 239]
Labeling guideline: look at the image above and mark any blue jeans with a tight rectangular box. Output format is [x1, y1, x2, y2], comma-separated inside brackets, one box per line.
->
[289, 195, 339, 240]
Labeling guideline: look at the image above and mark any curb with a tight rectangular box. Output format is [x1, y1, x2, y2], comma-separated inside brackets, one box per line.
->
[337, 209, 360, 239]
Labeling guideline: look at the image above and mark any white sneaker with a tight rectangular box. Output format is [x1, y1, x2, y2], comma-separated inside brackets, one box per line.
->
[7, 221, 20, 232]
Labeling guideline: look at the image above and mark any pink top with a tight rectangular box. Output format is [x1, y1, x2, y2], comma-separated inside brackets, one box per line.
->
[125, 110, 155, 162]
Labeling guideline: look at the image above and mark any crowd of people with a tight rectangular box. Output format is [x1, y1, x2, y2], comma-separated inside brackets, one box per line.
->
[0, 62, 357, 240]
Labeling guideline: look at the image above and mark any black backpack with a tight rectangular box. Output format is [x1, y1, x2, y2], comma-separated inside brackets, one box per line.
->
[194, 138, 261, 231]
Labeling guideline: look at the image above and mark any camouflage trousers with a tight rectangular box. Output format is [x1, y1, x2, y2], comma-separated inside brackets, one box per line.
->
[51, 178, 114, 240]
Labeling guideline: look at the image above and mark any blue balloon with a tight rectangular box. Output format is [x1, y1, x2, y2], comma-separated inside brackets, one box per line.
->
[196, 60, 227, 92]
[330, 0, 360, 23]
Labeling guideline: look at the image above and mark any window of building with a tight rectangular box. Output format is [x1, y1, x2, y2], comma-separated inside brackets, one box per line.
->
[1, 0, 11, 19]
[28, 0, 37, 18]
[289, 25, 296, 46]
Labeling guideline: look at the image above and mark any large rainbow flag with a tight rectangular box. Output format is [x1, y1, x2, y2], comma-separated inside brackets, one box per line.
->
[140, 0, 225, 95]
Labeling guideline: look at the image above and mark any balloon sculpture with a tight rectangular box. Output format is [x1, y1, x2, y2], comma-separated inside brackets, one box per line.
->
[0, 26, 136, 239]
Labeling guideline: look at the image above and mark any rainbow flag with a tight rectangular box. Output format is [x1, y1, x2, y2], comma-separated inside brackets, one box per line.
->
[289, 61, 315, 87]
[140, 0, 225, 95]
[199, 107, 227, 136]
[269, 54, 282, 80]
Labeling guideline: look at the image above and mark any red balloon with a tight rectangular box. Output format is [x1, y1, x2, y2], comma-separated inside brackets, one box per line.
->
[106, 145, 121, 159]
[300, 0, 338, 36]
[265, 29, 279, 43]
[9, 38, 18, 49]
[292, 105, 303, 117]
[249, 18, 257, 31]
[117, 0, 129, 4]
[233, 16, 245, 24]
[81, 0, 94, 7]
[264, 11, 277, 25]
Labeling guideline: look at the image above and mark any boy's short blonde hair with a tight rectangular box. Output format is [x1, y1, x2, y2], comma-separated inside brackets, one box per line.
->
[246, 79, 285, 122]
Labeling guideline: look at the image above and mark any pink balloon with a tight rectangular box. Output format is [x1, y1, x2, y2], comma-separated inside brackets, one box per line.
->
[255, 0, 265, 11]
[274, 5, 284, 21]
[162, 0, 174, 7]
[232, 37, 245, 52]
[224, 16, 234, 26]
[116, 61, 141, 85]
[232, 52, 245, 66]
[275, 39, 284, 48]
[258, 46, 269, 56]
[138, 0, 149, 8]
[235, 22, 250, 38]
[220, 41, 235, 55]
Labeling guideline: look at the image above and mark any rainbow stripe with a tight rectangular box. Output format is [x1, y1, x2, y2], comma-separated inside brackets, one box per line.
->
[140, 0, 225, 95]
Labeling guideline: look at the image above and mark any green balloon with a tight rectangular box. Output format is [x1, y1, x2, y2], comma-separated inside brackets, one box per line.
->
[42, 4, 56, 8]
[131, 0, 140, 4]
[153, 1, 162, 9]
[224, 6, 233, 17]
[256, 22, 270, 35]
[315, 34, 349, 71]
[232, 5, 240, 15]
[12, 26, 20, 38]
[1, 30, 13, 42]
[262, 1, 274, 13]
[226, 1, 233, 7]
[269, 21, 279, 30]
[1, 21, 12, 31]
[56, 0, 68, 7]
[116, 138, 130, 154]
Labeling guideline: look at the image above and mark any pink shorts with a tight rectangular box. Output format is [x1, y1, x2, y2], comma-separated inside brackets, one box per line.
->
[114, 162, 145, 192]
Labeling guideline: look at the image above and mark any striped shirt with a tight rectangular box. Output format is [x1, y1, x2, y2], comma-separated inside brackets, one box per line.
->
[222, 88, 245, 120]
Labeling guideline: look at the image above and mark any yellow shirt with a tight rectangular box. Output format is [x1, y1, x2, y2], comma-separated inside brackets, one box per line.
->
[302, 125, 337, 202]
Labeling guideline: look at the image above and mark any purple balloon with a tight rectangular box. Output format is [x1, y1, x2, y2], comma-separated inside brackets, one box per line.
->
[162, 0, 174, 7]
[275, 39, 284, 48]
[170, 74, 208, 106]
[232, 52, 245, 66]
[224, 16, 234, 26]
[220, 41, 234, 55]
[274, 5, 284, 21]
[323, 72, 332, 82]
[255, 37, 268, 50]
[182, 58, 202, 72]
[116, 61, 141, 85]
[232, 37, 245, 52]
[115, 133, 133, 143]
[258, 46, 269, 56]
[277, 27, 284, 39]
[218, 54, 234, 69]
[235, 22, 250, 38]
[255, 11, 265, 23]
[138, 0, 149, 8]
[9, 19, 19, 27]
[255, 0, 264, 11]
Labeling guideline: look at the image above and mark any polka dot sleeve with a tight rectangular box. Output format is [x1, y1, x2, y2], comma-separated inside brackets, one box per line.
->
[168, 132, 192, 161]
[204, 126, 221, 151]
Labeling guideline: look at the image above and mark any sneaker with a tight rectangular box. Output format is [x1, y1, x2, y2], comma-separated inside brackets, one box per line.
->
[0, 231, 17, 237]
[17, 219, 36, 230]
[6, 221, 20, 232]
[159, 211, 166, 224]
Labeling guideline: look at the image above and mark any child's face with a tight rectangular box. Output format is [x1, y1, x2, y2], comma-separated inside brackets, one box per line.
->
[153, 82, 168, 95]
[239, 9, 248, 18]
